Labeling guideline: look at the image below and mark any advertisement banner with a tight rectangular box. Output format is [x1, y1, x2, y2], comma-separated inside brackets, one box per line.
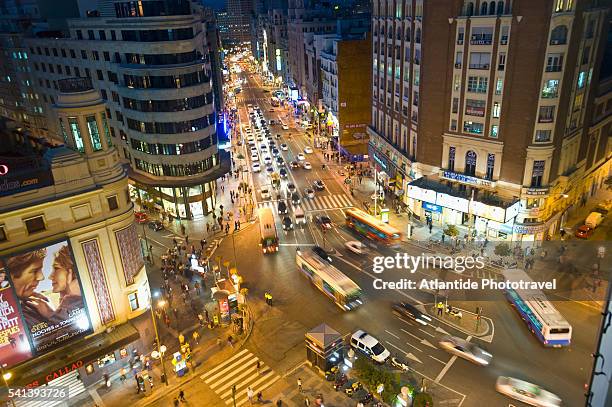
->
[0, 261, 33, 368]
[4, 241, 92, 354]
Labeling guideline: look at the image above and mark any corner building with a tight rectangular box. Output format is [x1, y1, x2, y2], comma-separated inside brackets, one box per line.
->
[24, 0, 229, 219]
[0, 79, 150, 395]
[369, 0, 612, 244]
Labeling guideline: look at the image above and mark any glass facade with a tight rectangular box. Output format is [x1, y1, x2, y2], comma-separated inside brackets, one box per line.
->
[87, 115, 103, 151]
[68, 117, 85, 153]
[101, 112, 112, 147]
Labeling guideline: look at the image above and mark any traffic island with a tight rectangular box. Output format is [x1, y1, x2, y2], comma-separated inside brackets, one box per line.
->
[429, 304, 491, 337]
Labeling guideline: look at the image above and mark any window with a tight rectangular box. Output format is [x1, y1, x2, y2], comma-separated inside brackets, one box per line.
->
[99, 30, 107, 40]
[103, 51, 110, 61]
[448, 147, 456, 171]
[467, 76, 488, 93]
[68, 117, 85, 152]
[457, 27, 464, 44]
[81, 50, 87, 59]
[492, 102, 500, 118]
[535, 130, 551, 142]
[531, 160, 545, 187]
[70, 49, 76, 58]
[128, 293, 139, 311]
[464, 121, 484, 134]
[486, 154, 495, 180]
[111, 30, 116, 41]
[465, 99, 486, 117]
[87, 30, 94, 40]
[578, 71, 586, 89]
[61, 49, 66, 58]
[453, 75, 461, 91]
[0, 225, 6, 242]
[59, 118, 69, 144]
[546, 54, 563, 72]
[455, 51, 463, 68]
[97, 70, 104, 80]
[498, 53, 506, 71]
[87, 115, 102, 151]
[101, 112, 112, 147]
[470, 27, 493, 45]
[25, 216, 46, 234]
[415, 28, 421, 43]
[452, 97, 459, 113]
[495, 77, 503, 95]
[92, 50, 99, 60]
[107, 195, 119, 210]
[465, 151, 477, 175]
[538, 106, 555, 123]
[500, 26, 509, 44]
[490, 124, 499, 138]
[541, 79, 559, 98]
[451, 119, 458, 131]
[469, 52, 491, 69]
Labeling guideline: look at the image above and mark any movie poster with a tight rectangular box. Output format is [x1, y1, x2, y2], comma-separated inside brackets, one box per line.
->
[0, 260, 33, 367]
[4, 240, 92, 354]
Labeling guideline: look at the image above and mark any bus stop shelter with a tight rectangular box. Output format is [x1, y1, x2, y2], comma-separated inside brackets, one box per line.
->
[305, 323, 345, 372]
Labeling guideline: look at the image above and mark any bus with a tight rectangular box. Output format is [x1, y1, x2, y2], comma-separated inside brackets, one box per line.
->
[345, 208, 402, 247]
[296, 250, 363, 311]
[503, 269, 572, 347]
[258, 207, 279, 254]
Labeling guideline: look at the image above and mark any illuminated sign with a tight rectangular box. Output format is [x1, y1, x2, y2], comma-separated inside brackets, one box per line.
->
[422, 202, 442, 213]
[441, 171, 494, 188]
[373, 153, 387, 170]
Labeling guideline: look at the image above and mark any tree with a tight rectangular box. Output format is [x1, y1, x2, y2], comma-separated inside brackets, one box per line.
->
[494, 242, 512, 257]
[443, 225, 459, 237]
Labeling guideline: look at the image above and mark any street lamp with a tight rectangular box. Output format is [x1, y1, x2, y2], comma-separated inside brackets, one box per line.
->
[150, 299, 169, 386]
[1, 366, 15, 407]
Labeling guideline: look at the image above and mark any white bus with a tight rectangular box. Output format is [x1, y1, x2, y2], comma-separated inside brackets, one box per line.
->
[503, 269, 572, 347]
[258, 207, 278, 254]
[296, 250, 363, 311]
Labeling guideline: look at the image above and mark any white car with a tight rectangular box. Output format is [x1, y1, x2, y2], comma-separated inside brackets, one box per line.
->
[438, 336, 492, 366]
[297, 153, 305, 161]
[304, 188, 315, 199]
[250, 146, 258, 153]
[280, 143, 288, 151]
[345, 241, 366, 255]
[282, 124, 289, 130]
[251, 152, 259, 161]
[252, 162, 261, 172]
[303, 161, 312, 170]
[263, 155, 272, 165]
[350, 330, 390, 364]
[495, 376, 561, 407]
[260, 188, 271, 200]
[304, 146, 313, 154]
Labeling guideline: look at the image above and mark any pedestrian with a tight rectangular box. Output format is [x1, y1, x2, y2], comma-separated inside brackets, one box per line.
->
[297, 378, 302, 393]
[200, 239, 206, 250]
[256, 360, 261, 374]
[441, 233, 445, 243]
[257, 391, 263, 403]
[247, 386, 254, 404]
[304, 397, 311, 406]
[227, 335, 234, 348]
[429, 223, 433, 234]
[276, 400, 283, 407]
[221, 185, 225, 193]
[192, 330, 200, 344]
[178, 390, 186, 402]
[180, 224, 186, 236]
[205, 309, 209, 322]
[148, 376, 153, 390]
[206, 223, 210, 234]
[216, 337, 222, 347]
[185, 235, 189, 245]
[173, 237, 178, 247]
[437, 302, 443, 316]
[195, 281, 201, 295]
[173, 397, 180, 407]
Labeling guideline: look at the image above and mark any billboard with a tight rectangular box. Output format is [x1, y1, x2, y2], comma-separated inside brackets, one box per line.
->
[4, 240, 92, 354]
[0, 260, 33, 368]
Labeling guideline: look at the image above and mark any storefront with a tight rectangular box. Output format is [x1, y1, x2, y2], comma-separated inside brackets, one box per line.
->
[368, 141, 414, 205]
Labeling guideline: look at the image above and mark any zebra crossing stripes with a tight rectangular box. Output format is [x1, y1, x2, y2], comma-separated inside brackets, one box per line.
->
[200, 348, 281, 406]
[258, 194, 354, 212]
[237, 96, 268, 104]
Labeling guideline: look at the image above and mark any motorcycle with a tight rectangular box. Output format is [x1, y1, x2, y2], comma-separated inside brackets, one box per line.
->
[389, 356, 410, 372]
[344, 381, 362, 396]
[333, 373, 347, 391]
[359, 392, 374, 405]
[324, 365, 339, 381]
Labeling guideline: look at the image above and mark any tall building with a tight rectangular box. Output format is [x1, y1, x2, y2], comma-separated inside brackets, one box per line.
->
[0, 79, 149, 394]
[225, 0, 254, 45]
[368, 0, 612, 243]
[14, 0, 229, 219]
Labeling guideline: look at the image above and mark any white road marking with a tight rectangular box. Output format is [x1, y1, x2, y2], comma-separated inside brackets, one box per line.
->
[429, 355, 447, 365]
[419, 328, 435, 338]
[384, 330, 400, 339]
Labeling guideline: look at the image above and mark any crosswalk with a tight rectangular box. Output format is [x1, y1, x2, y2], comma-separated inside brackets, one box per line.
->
[236, 96, 268, 104]
[200, 348, 281, 406]
[258, 194, 354, 212]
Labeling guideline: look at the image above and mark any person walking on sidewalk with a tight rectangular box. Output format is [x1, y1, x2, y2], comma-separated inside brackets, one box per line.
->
[178, 389, 186, 402]
[180, 224, 186, 236]
[304, 397, 310, 406]
[276, 400, 283, 407]
[192, 330, 200, 344]
[247, 386, 254, 404]
[297, 378, 303, 392]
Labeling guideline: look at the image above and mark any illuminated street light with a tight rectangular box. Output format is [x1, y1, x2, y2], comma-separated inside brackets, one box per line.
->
[2, 372, 11, 381]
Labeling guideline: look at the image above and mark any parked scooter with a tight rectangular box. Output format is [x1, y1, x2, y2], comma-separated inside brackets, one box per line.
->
[389, 356, 410, 372]
[333, 374, 347, 391]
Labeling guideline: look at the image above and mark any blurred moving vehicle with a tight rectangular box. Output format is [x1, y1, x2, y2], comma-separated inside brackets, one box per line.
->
[438, 336, 492, 366]
[345, 241, 366, 254]
[315, 215, 333, 230]
[495, 376, 561, 407]
[391, 302, 432, 326]
[148, 220, 163, 231]
[312, 246, 332, 263]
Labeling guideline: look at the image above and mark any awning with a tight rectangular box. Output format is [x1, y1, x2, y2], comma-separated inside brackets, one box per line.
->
[11, 322, 140, 387]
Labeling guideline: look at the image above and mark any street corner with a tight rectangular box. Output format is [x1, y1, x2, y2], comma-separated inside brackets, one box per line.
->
[428, 304, 493, 341]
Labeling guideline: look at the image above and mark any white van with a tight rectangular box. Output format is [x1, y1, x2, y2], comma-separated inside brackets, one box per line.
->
[585, 212, 604, 228]
[294, 206, 306, 226]
[350, 330, 390, 364]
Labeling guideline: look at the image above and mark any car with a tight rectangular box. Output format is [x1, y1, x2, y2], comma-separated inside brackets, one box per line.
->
[438, 336, 492, 366]
[279, 168, 288, 178]
[291, 192, 301, 205]
[277, 200, 288, 214]
[345, 241, 366, 254]
[276, 156, 285, 166]
[287, 183, 297, 193]
[312, 246, 332, 263]
[304, 146, 313, 154]
[290, 161, 300, 169]
[574, 224, 594, 239]
[260, 144, 268, 151]
[297, 153, 305, 161]
[148, 220, 164, 231]
[134, 211, 148, 223]
[350, 330, 390, 364]
[260, 188, 271, 200]
[313, 180, 326, 190]
[495, 376, 561, 407]
[272, 148, 280, 157]
[252, 162, 261, 172]
[250, 146, 258, 152]
[282, 216, 293, 231]
[304, 188, 315, 199]
[251, 152, 259, 161]
[282, 124, 289, 130]
[276, 134, 282, 139]
[315, 215, 332, 230]
[256, 136, 263, 142]
[391, 302, 432, 326]
[280, 143, 288, 151]
[265, 165, 274, 173]
[269, 108, 275, 112]
[263, 155, 272, 165]
[303, 161, 312, 170]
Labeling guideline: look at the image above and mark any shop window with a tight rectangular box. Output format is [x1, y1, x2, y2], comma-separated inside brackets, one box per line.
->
[25, 216, 46, 234]
[98, 353, 117, 368]
[128, 292, 139, 311]
[526, 198, 541, 209]
[465, 151, 477, 176]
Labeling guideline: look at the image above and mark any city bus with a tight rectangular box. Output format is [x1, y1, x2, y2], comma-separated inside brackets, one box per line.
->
[296, 250, 363, 311]
[258, 207, 279, 254]
[345, 208, 402, 247]
[503, 269, 572, 347]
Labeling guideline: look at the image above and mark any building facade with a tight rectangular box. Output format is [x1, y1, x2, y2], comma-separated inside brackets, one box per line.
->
[225, 0, 254, 45]
[0, 80, 150, 393]
[20, 0, 229, 219]
[368, 0, 612, 243]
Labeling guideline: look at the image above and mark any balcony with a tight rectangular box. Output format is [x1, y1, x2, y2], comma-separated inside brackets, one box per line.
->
[469, 63, 490, 70]
[58, 77, 93, 93]
[470, 36, 493, 45]
[545, 65, 562, 72]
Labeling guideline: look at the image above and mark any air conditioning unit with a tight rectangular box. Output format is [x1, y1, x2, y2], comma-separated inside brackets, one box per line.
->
[455, 63, 462, 68]
[550, 40, 561, 45]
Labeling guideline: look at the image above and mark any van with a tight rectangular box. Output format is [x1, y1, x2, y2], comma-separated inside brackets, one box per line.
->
[585, 212, 604, 228]
[350, 330, 390, 364]
[595, 200, 612, 216]
[294, 206, 306, 225]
